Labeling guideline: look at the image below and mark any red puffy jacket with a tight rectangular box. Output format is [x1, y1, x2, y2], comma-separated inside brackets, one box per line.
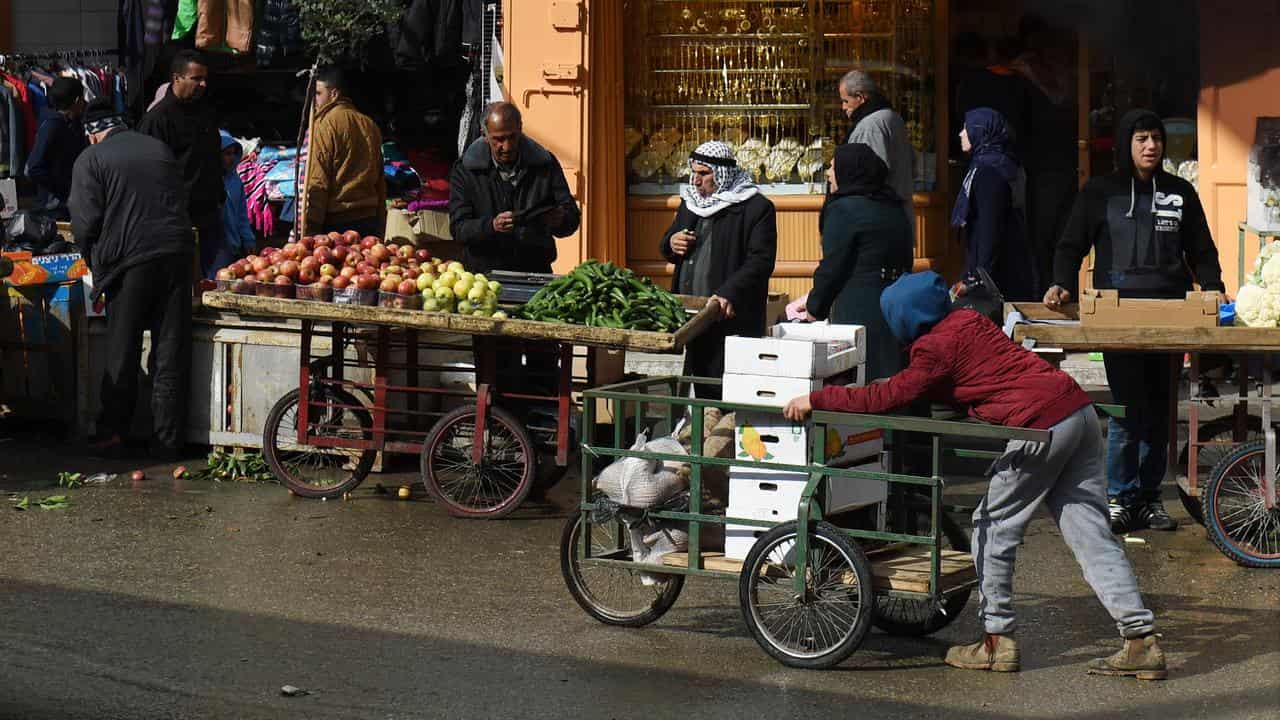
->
[810, 309, 1092, 429]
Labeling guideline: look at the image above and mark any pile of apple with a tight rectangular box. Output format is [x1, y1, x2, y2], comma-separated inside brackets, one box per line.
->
[213, 230, 506, 317]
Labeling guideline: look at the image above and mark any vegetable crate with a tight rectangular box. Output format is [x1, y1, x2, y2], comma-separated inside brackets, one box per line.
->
[563, 376, 1054, 669]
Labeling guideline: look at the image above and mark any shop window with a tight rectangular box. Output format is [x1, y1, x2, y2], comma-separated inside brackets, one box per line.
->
[624, 0, 936, 195]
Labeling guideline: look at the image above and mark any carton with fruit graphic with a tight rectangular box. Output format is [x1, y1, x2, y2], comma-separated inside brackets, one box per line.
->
[735, 411, 883, 468]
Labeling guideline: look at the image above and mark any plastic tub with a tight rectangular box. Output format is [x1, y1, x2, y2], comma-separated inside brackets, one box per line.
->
[332, 286, 378, 306]
[296, 283, 334, 303]
[379, 291, 422, 310]
[256, 281, 296, 299]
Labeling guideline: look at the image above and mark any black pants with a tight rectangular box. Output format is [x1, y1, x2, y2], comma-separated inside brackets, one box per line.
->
[193, 210, 223, 280]
[98, 255, 193, 449]
[683, 327, 727, 400]
[1102, 353, 1175, 504]
[1026, 169, 1077, 297]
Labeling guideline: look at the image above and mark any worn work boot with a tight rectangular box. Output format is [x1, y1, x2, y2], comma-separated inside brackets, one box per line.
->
[1136, 500, 1178, 531]
[1086, 634, 1168, 680]
[944, 634, 1020, 672]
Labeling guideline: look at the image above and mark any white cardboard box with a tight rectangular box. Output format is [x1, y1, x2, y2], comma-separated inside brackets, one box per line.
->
[734, 412, 884, 468]
[724, 524, 769, 560]
[722, 373, 822, 409]
[723, 322, 867, 379]
[826, 458, 889, 514]
[729, 468, 810, 518]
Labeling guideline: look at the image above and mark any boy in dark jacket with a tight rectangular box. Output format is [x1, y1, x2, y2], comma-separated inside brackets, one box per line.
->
[1045, 110, 1225, 533]
[70, 98, 194, 459]
[25, 77, 87, 219]
[784, 272, 1166, 680]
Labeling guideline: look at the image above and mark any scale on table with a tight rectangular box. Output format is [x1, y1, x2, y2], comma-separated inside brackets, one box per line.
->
[487, 270, 563, 305]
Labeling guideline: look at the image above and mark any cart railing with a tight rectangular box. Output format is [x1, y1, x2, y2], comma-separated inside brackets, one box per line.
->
[579, 375, 1053, 597]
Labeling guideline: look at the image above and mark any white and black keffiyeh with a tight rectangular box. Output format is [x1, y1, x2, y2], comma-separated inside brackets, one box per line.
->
[84, 114, 127, 137]
[679, 140, 759, 218]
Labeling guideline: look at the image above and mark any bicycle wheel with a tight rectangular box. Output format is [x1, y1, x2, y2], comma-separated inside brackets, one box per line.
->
[1178, 416, 1262, 525]
[263, 387, 376, 499]
[1203, 441, 1280, 567]
[559, 514, 684, 627]
[873, 512, 972, 636]
[421, 405, 535, 518]
[739, 521, 874, 669]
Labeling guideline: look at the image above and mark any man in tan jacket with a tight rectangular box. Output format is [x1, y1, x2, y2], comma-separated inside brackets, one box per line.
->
[304, 67, 386, 237]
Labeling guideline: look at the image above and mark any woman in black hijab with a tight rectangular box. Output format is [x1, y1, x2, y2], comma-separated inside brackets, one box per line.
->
[804, 143, 915, 380]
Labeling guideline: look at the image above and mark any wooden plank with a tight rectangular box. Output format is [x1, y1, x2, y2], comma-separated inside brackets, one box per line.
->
[662, 546, 976, 594]
[201, 291, 719, 353]
[1013, 324, 1280, 353]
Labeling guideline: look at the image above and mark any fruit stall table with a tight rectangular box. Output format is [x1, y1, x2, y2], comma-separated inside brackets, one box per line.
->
[1011, 322, 1280, 568]
[200, 290, 721, 518]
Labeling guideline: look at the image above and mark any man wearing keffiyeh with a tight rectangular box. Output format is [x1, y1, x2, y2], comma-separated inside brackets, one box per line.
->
[660, 140, 778, 399]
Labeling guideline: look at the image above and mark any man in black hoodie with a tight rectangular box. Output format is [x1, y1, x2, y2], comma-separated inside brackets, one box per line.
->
[138, 50, 222, 277]
[70, 98, 195, 459]
[1045, 110, 1224, 533]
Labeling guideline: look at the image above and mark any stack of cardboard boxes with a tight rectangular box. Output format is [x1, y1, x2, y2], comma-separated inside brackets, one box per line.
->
[720, 323, 887, 560]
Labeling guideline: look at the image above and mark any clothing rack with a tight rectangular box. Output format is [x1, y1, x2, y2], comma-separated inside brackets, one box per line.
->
[0, 49, 121, 67]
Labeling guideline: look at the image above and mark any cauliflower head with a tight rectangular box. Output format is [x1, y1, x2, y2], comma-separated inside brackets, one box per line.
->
[1262, 253, 1280, 289]
[1251, 240, 1280, 285]
[1234, 284, 1280, 327]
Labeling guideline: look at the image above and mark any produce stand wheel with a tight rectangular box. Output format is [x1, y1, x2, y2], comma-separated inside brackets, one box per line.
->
[421, 405, 535, 518]
[1178, 416, 1263, 525]
[1203, 441, 1280, 567]
[738, 521, 874, 669]
[559, 514, 684, 627]
[263, 387, 376, 499]
[873, 511, 972, 636]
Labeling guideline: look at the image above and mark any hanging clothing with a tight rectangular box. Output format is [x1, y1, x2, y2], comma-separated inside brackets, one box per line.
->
[197, 0, 256, 52]
[255, 0, 303, 66]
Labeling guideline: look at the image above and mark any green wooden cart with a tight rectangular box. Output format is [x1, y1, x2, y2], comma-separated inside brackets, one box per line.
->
[560, 375, 1058, 669]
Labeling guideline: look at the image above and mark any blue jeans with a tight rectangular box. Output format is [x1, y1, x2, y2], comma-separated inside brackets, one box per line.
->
[1103, 353, 1175, 505]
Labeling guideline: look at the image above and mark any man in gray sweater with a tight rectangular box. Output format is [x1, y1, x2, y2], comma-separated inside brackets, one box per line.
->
[788, 70, 916, 320]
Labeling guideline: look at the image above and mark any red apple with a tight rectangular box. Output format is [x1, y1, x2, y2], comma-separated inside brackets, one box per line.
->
[398, 279, 417, 296]
[215, 268, 234, 282]
[279, 260, 300, 280]
[403, 268, 419, 280]
[256, 268, 276, 283]
[274, 274, 293, 286]
[355, 274, 379, 291]
[251, 257, 270, 273]
[299, 236, 315, 251]
[380, 277, 400, 293]
[368, 244, 389, 263]
[318, 275, 334, 286]
[312, 247, 333, 264]
[331, 246, 349, 263]
[299, 256, 319, 272]
[397, 245, 414, 260]
[314, 235, 332, 249]
[356, 262, 375, 275]
[360, 236, 378, 250]
[327, 231, 342, 243]
[332, 275, 351, 289]
[415, 249, 432, 262]
[298, 268, 318, 284]
[344, 252, 360, 267]
[339, 266, 357, 279]
[342, 230, 360, 245]
[319, 263, 337, 278]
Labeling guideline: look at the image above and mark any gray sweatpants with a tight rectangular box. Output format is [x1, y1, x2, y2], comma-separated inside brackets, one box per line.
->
[973, 406, 1155, 639]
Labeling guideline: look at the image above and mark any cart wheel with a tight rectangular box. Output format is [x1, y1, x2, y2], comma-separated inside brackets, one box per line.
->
[1178, 416, 1263, 525]
[559, 514, 684, 627]
[421, 405, 535, 518]
[739, 521, 874, 669]
[1203, 441, 1280, 567]
[873, 512, 972, 637]
[263, 387, 376, 499]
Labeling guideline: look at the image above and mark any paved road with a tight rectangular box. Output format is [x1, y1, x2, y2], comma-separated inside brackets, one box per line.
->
[1, 442, 1278, 719]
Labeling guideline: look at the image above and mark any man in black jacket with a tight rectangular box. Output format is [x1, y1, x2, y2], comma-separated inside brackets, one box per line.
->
[138, 50, 222, 277]
[26, 77, 87, 220]
[70, 98, 195, 459]
[661, 140, 778, 399]
[449, 102, 580, 274]
[1045, 109, 1224, 533]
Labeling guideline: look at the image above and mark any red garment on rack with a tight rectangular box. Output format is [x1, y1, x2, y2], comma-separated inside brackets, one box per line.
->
[0, 70, 37, 151]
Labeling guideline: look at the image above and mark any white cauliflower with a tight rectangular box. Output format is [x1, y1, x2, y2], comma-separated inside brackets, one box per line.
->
[1262, 253, 1280, 289]
[1250, 240, 1280, 286]
[1234, 284, 1280, 327]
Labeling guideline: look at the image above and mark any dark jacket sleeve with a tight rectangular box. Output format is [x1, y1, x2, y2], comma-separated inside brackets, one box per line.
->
[714, 198, 778, 307]
[135, 108, 169, 146]
[967, 169, 1010, 275]
[659, 208, 688, 265]
[68, 154, 104, 267]
[1180, 187, 1225, 293]
[1051, 184, 1096, 295]
[25, 117, 62, 199]
[809, 340, 949, 414]
[448, 162, 499, 251]
[542, 155, 580, 239]
[807, 203, 861, 320]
